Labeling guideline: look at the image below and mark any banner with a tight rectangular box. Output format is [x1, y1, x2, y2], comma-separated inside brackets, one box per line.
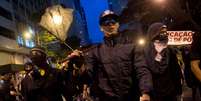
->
[167, 31, 194, 45]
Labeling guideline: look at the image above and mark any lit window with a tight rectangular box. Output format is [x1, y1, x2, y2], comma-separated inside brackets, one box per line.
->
[25, 39, 35, 48]
[17, 35, 35, 48]
[17, 36, 24, 45]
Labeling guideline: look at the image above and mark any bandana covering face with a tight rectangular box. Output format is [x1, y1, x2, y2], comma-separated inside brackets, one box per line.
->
[154, 41, 168, 62]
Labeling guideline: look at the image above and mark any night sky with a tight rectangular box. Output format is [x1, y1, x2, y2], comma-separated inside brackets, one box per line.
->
[80, 0, 108, 43]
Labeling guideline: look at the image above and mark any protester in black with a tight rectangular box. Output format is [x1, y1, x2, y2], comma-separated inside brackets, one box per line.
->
[144, 23, 183, 101]
[82, 10, 152, 101]
[21, 47, 66, 101]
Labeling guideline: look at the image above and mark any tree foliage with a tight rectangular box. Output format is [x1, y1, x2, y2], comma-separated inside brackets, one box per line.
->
[39, 30, 57, 44]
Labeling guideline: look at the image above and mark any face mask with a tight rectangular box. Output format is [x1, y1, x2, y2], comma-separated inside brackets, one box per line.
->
[154, 41, 168, 62]
[30, 51, 46, 66]
[154, 41, 168, 53]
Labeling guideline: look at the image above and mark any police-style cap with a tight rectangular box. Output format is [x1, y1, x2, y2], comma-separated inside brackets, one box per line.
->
[99, 10, 119, 25]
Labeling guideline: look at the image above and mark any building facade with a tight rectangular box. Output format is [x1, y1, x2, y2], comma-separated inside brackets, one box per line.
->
[0, 0, 89, 65]
[0, 0, 30, 65]
[12, 0, 50, 48]
[0, 0, 52, 65]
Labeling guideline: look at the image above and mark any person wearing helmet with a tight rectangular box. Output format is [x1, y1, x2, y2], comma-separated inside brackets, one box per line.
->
[82, 10, 152, 101]
[21, 46, 68, 101]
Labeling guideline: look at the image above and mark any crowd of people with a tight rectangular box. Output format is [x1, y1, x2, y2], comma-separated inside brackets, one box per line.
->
[0, 10, 201, 101]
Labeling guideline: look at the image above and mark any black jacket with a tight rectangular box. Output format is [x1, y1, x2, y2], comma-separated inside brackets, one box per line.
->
[145, 45, 183, 96]
[21, 64, 65, 101]
[84, 34, 152, 100]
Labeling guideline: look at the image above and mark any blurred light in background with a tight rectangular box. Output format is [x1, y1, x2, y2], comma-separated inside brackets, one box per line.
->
[23, 31, 32, 40]
[138, 38, 146, 45]
[153, 0, 166, 4]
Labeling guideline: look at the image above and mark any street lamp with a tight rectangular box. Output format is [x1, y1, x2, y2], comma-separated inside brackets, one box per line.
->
[23, 27, 34, 40]
[23, 31, 32, 40]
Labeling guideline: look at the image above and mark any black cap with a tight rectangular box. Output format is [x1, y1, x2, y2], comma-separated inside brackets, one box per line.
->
[31, 46, 46, 55]
[152, 32, 168, 43]
[99, 10, 119, 25]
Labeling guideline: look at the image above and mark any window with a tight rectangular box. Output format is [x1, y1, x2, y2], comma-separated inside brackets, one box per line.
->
[0, 6, 12, 20]
[16, 26, 36, 48]
[17, 36, 35, 48]
[0, 26, 15, 39]
[17, 36, 24, 45]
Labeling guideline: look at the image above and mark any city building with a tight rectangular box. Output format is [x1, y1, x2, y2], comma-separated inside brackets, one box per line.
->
[0, 0, 89, 66]
[0, 0, 30, 66]
[0, 0, 51, 66]
[12, 0, 50, 47]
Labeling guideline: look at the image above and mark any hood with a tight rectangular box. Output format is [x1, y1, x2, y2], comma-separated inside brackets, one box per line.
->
[147, 22, 165, 41]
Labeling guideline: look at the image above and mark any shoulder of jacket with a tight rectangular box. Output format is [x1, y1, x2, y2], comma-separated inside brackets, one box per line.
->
[167, 46, 177, 54]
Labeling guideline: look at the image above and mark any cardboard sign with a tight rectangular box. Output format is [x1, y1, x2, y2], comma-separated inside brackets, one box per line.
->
[167, 31, 194, 45]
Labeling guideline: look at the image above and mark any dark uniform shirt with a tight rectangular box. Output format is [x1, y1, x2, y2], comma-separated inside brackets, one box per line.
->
[21, 66, 65, 101]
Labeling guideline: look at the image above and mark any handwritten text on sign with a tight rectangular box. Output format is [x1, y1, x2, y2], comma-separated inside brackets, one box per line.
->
[167, 31, 194, 45]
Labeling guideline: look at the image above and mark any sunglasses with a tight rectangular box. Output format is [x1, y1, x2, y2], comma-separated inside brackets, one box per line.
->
[101, 19, 117, 26]
[153, 32, 168, 42]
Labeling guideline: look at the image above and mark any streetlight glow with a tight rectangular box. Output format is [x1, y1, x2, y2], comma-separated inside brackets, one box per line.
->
[153, 0, 165, 4]
[23, 31, 32, 39]
[138, 38, 146, 45]
[52, 14, 63, 25]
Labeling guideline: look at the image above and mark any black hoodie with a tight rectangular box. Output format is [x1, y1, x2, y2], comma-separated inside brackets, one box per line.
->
[144, 22, 182, 97]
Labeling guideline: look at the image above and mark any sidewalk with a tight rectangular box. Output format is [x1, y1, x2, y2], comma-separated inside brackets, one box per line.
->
[182, 83, 201, 101]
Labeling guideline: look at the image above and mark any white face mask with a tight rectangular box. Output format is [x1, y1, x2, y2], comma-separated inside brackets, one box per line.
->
[154, 41, 168, 53]
[154, 41, 168, 62]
